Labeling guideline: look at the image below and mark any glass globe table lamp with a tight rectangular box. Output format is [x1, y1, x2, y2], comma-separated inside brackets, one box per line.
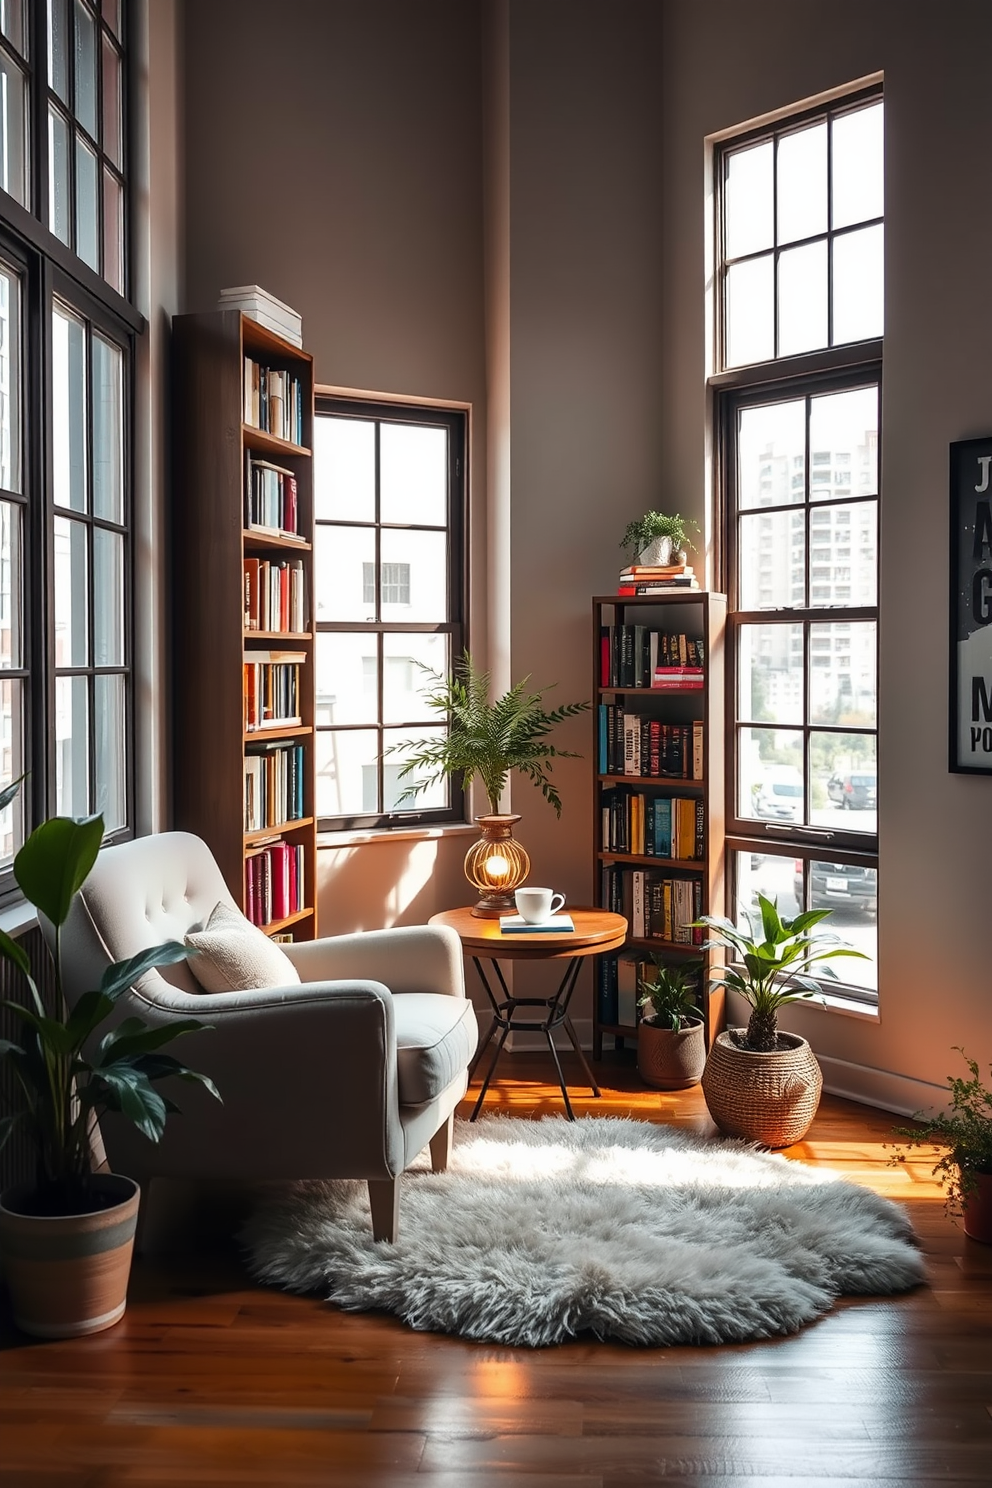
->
[463, 813, 530, 917]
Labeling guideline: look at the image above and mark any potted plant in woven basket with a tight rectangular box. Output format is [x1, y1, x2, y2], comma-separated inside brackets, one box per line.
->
[694, 894, 866, 1148]
[0, 800, 220, 1337]
[636, 959, 705, 1091]
[891, 1048, 992, 1244]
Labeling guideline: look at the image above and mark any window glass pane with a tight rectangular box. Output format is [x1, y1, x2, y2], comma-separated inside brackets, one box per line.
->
[313, 416, 374, 522]
[809, 622, 876, 728]
[102, 0, 120, 39]
[315, 632, 378, 727]
[48, 0, 68, 100]
[725, 255, 774, 368]
[724, 140, 772, 259]
[74, 0, 97, 136]
[55, 674, 89, 815]
[101, 32, 120, 163]
[809, 386, 878, 499]
[314, 523, 375, 621]
[776, 122, 826, 244]
[92, 526, 122, 664]
[833, 224, 884, 344]
[0, 264, 21, 493]
[102, 167, 123, 292]
[0, 50, 28, 207]
[0, 500, 22, 667]
[380, 529, 446, 622]
[808, 500, 876, 606]
[380, 423, 447, 526]
[94, 671, 124, 830]
[739, 726, 803, 824]
[75, 133, 99, 270]
[1, 0, 27, 55]
[738, 622, 803, 726]
[93, 333, 123, 521]
[734, 851, 801, 928]
[778, 239, 827, 357]
[54, 514, 88, 664]
[382, 726, 448, 812]
[52, 304, 87, 510]
[315, 727, 378, 817]
[738, 401, 806, 512]
[48, 105, 70, 243]
[811, 730, 876, 832]
[831, 102, 883, 230]
[383, 632, 448, 724]
[738, 508, 806, 611]
[0, 677, 24, 864]
[807, 857, 877, 990]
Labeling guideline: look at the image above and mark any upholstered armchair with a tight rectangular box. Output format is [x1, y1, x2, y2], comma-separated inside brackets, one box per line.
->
[54, 831, 478, 1242]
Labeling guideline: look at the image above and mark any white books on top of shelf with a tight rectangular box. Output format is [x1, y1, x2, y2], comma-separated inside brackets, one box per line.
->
[220, 285, 303, 345]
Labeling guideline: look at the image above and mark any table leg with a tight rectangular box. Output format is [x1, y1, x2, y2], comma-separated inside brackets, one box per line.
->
[470, 1022, 511, 1122]
[562, 1014, 601, 1098]
[544, 1026, 575, 1121]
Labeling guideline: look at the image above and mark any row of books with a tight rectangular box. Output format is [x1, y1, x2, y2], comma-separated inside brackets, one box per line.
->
[601, 863, 703, 944]
[244, 557, 306, 633]
[618, 563, 700, 596]
[602, 788, 704, 860]
[601, 626, 705, 688]
[245, 839, 306, 928]
[243, 359, 305, 446]
[244, 651, 303, 731]
[244, 453, 301, 537]
[596, 953, 702, 1028]
[599, 709, 704, 779]
[244, 741, 307, 832]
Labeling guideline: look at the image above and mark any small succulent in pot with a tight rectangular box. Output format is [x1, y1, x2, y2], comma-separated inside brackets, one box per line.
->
[619, 511, 701, 561]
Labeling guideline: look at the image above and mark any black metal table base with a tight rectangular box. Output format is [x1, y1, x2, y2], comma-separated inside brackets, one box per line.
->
[467, 954, 601, 1121]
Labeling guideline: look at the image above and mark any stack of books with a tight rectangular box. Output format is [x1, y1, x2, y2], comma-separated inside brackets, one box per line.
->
[618, 563, 700, 595]
[219, 284, 303, 346]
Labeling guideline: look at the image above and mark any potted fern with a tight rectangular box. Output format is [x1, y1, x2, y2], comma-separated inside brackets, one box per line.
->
[388, 652, 589, 914]
[694, 894, 866, 1147]
[0, 798, 220, 1337]
[620, 511, 701, 566]
[892, 1049, 992, 1243]
[636, 959, 705, 1090]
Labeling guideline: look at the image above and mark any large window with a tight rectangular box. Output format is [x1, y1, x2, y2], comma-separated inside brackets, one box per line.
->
[715, 88, 882, 1001]
[313, 397, 466, 830]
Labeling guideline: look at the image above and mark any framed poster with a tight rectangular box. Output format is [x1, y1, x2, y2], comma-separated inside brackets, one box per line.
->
[950, 435, 992, 773]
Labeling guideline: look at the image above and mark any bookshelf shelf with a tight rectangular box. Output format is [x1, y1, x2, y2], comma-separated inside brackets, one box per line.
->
[592, 590, 726, 1058]
[174, 309, 318, 941]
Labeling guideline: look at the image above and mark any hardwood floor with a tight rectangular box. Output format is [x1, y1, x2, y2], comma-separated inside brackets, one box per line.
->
[2, 1051, 990, 1486]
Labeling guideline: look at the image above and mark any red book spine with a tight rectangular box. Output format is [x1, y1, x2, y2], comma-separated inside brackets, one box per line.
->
[288, 841, 298, 915]
[271, 843, 290, 922]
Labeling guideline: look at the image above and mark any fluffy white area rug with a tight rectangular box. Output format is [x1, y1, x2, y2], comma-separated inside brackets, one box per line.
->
[241, 1116, 924, 1348]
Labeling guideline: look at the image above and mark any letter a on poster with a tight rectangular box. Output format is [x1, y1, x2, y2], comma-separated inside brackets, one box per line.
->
[950, 435, 992, 773]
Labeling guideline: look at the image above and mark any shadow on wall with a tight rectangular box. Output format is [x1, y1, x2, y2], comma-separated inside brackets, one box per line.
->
[316, 835, 472, 937]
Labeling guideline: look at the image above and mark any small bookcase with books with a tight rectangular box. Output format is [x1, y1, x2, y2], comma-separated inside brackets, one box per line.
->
[173, 310, 317, 941]
[592, 590, 726, 1057]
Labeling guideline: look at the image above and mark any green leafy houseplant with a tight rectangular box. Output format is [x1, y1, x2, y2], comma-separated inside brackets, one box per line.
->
[620, 511, 701, 559]
[892, 1049, 992, 1215]
[0, 798, 220, 1216]
[637, 960, 702, 1030]
[694, 894, 867, 1053]
[389, 652, 590, 816]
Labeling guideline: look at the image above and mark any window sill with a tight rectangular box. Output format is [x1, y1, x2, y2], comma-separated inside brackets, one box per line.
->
[317, 823, 478, 849]
[0, 896, 39, 939]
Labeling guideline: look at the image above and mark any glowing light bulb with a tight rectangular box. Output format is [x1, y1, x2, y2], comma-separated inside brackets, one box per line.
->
[484, 852, 510, 881]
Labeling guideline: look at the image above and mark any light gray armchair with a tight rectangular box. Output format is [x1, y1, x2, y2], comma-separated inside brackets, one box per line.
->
[55, 831, 478, 1242]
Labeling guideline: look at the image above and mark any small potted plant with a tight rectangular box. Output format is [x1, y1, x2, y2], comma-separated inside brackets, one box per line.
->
[620, 511, 701, 567]
[0, 798, 220, 1337]
[636, 959, 705, 1090]
[891, 1048, 992, 1244]
[694, 894, 866, 1147]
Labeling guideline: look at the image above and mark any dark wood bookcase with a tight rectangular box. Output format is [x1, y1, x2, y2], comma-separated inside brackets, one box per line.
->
[173, 310, 318, 941]
[592, 591, 726, 1056]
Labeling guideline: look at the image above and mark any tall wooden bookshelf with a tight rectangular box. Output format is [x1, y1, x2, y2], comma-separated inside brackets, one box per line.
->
[173, 311, 317, 941]
[592, 591, 726, 1056]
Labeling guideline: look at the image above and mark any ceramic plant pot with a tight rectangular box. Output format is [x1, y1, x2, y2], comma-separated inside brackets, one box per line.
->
[638, 536, 673, 567]
[962, 1170, 992, 1244]
[637, 1016, 706, 1090]
[701, 1030, 823, 1148]
[0, 1174, 140, 1338]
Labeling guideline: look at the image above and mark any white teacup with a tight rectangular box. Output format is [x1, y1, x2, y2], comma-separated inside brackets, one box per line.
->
[514, 886, 566, 923]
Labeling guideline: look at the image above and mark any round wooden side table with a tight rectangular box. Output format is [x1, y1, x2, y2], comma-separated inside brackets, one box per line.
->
[428, 907, 628, 1121]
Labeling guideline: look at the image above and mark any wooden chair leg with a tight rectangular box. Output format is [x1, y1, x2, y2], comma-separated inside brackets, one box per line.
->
[429, 1113, 454, 1173]
[367, 1177, 399, 1243]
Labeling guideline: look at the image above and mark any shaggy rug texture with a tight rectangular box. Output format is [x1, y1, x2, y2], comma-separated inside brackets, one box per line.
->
[241, 1116, 925, 1348]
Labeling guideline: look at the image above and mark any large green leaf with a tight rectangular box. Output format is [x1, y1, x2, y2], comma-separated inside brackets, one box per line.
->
[97, 1016, 208, 1063]
[0, 772, 25, 814]
[100, 941, 190, 1001]
[14, 814, 105, 927]
[63, 989, 116, 1048]
[95, 1063, 168, 1141]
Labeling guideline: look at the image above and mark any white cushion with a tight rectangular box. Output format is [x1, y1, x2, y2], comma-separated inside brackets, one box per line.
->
[184, 902, 301, 994]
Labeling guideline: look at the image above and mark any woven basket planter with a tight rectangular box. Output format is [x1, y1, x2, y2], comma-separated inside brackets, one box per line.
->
[637, 1016, 706, 1090]
[701, 1031, 823, 1148]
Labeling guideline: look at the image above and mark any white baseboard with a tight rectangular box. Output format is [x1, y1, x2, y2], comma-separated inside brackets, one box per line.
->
[817, 1054, 951, 1119]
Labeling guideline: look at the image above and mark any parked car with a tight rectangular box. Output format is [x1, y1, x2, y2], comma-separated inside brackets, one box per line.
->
[794, 859, 877, 919]
[827, 771, 877, 810]
[753, 766, 803, 822]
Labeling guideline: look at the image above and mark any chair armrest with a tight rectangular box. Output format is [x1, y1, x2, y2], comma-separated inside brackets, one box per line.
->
[283, 923, 466, 998]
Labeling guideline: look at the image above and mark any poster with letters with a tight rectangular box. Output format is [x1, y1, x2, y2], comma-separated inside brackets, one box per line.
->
[950, 435, 992, 773]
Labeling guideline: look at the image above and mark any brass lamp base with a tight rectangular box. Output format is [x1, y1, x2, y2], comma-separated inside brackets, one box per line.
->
[463, 814, 530, 917]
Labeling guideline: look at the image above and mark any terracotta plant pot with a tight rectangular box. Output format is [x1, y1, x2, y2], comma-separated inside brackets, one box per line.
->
[0, 1174, 140, 1338]
[962, 1170, 992, 1244]
[701, 1030, 823, 1148]
[637, 1016, 706, 1090]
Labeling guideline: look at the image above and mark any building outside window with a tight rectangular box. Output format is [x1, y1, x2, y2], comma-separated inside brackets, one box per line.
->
[714, 86, 882, 1001]
[312, 397, 466, 829]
